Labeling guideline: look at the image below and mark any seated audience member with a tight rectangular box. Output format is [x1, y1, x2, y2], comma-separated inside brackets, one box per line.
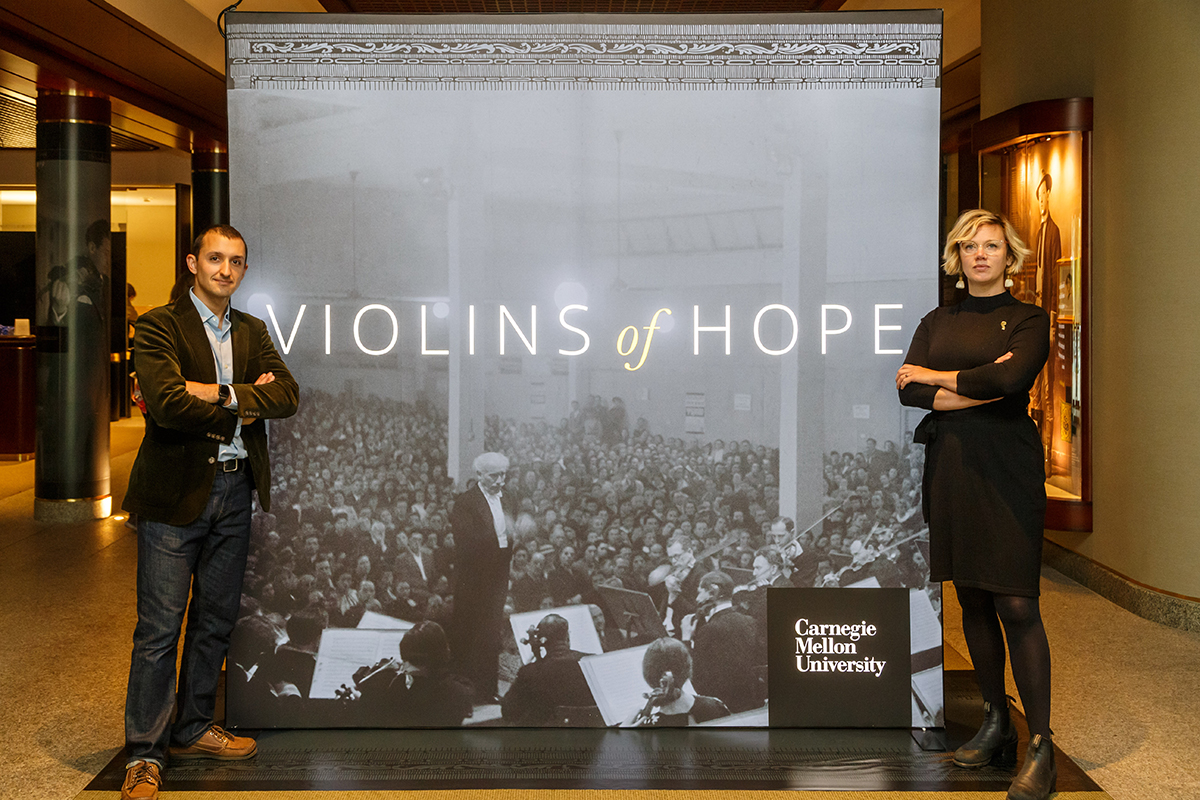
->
[624, 637, 729, 727]
[393, 531, 431, 591]
[512, 551, 551, 613]
[352, 621, 473, 726]
[587, 603, 625, 652]
[387, 580, 428, 623]
[502, 614, 597, 726]
[547, 546, 595, 607]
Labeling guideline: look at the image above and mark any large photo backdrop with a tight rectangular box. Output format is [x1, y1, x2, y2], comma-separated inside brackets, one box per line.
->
[225, 11, 943, 729]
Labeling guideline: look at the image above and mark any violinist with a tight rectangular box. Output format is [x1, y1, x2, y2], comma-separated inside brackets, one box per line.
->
[350, 621, 472, 727]
[686, 572, 763, 713]
[502, 613, 597, 726]
[648, 534, 704, 638]
[733, 547, 793, 622]
[767, 515, 824, 588]
[625, 637, 729, 727]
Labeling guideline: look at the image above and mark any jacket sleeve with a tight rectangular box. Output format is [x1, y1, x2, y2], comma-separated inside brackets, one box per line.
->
[231, 320, 300, 422]
[898, 312, 939, 410]
[955, 308, 1051, 400]
[133, 311, 238, 441]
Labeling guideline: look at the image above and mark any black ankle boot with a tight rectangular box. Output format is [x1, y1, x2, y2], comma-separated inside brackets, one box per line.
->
[1007, 734, 1056, 800]
[953, 699, 1018, 768]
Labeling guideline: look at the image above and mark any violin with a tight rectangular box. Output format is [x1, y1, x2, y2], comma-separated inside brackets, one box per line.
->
[775, 501, 846, 561]
[335, 656, 401, 701]
[647, 533, 739, 588]
[520, 623, 549, 661]
[629, 669, 680, 726]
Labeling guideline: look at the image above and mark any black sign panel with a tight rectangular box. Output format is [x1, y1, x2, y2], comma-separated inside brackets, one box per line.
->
[767, 588, 911, 728]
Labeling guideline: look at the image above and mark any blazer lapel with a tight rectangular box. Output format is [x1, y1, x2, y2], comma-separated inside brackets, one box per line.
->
[173, 296, 218, 383]
[231, 309, 249, 383]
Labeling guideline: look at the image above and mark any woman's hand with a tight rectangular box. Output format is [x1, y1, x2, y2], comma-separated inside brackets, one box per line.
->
[896, 364, 943, 390]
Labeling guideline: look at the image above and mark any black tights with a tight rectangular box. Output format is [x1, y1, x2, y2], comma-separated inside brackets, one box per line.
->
[955, 585, 1052, 737]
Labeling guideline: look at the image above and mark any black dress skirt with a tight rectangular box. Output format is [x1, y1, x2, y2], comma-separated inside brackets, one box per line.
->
[899, 292, 1051, 597]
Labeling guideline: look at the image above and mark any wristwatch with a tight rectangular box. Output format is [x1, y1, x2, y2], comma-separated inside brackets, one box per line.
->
[217, 384, 230, 406]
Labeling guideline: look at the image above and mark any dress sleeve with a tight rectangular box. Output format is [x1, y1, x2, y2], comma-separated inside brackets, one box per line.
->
[898, 311, 939, 410]
[956, 308, 1051, 399]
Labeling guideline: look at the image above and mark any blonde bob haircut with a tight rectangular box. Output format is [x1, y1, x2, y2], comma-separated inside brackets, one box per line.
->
[941, 209, 1031, 279]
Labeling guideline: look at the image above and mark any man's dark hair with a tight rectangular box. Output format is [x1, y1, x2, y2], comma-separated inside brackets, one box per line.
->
[534, 613, 571, 646]
[191, 224, 248, 261]
[286, 609, 326, 648]
[699, 570, 734, 601]
[86, 219, 110, 248]
[754, 547, 786, 570]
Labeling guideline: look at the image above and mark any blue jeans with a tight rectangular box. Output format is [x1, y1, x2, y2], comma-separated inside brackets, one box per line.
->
[125, 469, 252, 765]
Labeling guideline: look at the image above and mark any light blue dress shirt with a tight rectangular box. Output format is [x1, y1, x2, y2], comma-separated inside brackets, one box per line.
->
[189, 289, 246, 462]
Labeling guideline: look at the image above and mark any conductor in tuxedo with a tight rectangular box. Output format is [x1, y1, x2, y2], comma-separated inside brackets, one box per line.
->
[449, 451, 513, 703]
[120, 225, 298, 800]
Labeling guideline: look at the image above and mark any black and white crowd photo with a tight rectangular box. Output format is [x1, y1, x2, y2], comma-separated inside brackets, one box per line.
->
[224, 37, 944, 728]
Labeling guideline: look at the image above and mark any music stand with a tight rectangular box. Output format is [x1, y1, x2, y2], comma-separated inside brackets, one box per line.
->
[596, 585, 666, 649]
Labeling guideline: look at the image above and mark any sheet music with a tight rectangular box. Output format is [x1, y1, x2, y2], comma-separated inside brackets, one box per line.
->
[309, 629, 407, 699]
[357, 610, 415, 631]
[908, 587, 942, 654]
[911, 665, 943, 726]
[509, 604, 603, 665]
[579, 644, 696, 726]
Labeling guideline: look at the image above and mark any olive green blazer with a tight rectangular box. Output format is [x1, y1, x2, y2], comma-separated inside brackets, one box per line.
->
[122, 295, 299, 526]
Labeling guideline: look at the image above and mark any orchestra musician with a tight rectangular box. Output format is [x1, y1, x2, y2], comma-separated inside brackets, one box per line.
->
[349, 621, 473, 727]
[733, 546, 793, 623]
[684, 572, 763, 713]
[648, 534, 704, 638]
[501, 614, 597, 726]
[624, 637, 729, 727]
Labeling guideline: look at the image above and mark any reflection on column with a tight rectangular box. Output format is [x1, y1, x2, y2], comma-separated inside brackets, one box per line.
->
[34, 89, 112, 521]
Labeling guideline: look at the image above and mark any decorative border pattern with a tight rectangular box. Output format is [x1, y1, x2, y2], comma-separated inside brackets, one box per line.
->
[226, 16, 941, 91]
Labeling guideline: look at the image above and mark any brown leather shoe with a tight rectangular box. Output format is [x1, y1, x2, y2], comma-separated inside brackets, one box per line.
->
[168, 724, 257, 761]
[121, 760, 161, 800]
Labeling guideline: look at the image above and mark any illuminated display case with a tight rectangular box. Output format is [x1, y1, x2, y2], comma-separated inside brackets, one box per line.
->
[974, 98, 1092, 531]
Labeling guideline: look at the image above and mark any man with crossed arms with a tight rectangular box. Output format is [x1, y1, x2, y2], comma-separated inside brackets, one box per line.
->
[120, 224, 298, 800]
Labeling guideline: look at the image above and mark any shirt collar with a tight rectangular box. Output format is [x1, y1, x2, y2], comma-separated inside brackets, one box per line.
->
[706, 600, 733, 621]
[189, 288, 230, 331]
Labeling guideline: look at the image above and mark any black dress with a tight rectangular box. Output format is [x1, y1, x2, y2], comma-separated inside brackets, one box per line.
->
[899, 292, 1050, 597]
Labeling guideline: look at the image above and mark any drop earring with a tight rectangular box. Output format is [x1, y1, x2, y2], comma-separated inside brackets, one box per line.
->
[1004, 275, 1014, 288]
[956, 277, 965, 289]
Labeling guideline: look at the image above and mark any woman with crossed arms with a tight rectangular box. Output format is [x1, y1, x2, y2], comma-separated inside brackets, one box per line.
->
[896, 209, 1055, 800]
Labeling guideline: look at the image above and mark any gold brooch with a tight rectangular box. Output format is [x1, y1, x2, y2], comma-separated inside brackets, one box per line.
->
[1001, 321, 1007, 330]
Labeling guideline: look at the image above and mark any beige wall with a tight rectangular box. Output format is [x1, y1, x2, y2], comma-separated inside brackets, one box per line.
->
[124, 205, 178, 309]
[983, 0, 1200, 597]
